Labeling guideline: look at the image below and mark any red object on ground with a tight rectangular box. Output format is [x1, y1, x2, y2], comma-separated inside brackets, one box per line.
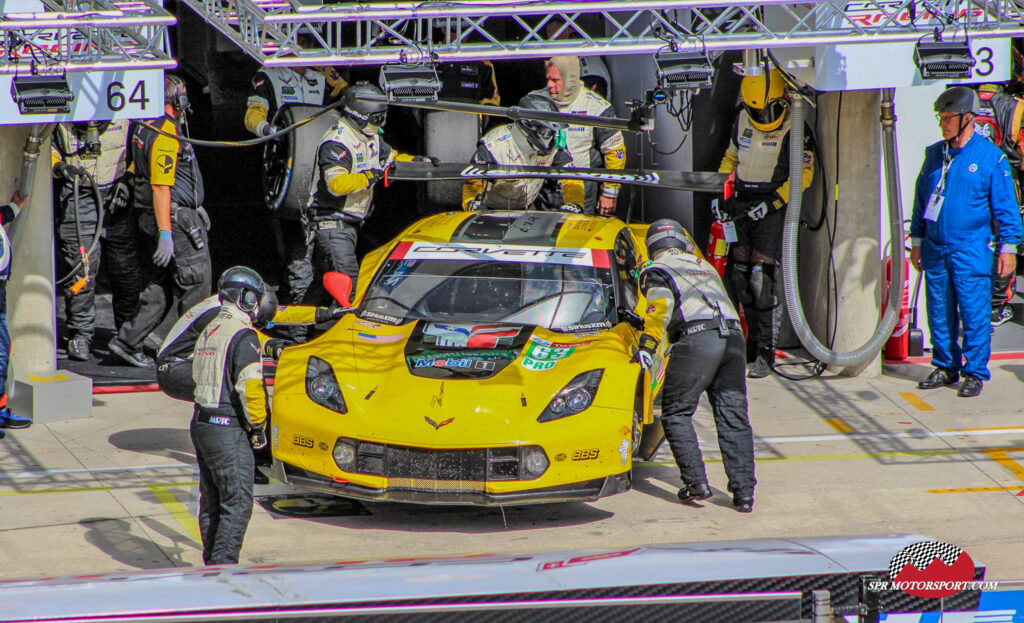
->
[882, 257, 910, 360]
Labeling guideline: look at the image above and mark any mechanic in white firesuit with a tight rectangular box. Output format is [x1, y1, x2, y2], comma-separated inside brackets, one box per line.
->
[717, 69, 813, 378]
[461, 90, 585, 212]
[244, 32, 349, 313]
[52, 120, 140, 361]
[190, 266, 270, 565]
[108, 75, 212, 368]
[638, 219, 756, 513]
[973, 83, 1024, 327]
[545, 56, 626, 215]
[157, 267, 346, 483]
[306, 82, 434, 303]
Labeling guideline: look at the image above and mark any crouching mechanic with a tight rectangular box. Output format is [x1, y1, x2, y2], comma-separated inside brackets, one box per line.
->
[307, 82, 435, 302]
[462, 90, 585, 212]
[190, 268, 271, 565]
[158, 266, 345, 483]
[638, 219, 756, 513]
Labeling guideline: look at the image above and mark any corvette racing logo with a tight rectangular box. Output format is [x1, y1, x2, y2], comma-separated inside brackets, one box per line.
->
[873, 540, 994, 598]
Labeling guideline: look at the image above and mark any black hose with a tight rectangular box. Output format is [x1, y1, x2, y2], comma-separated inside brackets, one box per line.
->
[55, 170, 105, 288]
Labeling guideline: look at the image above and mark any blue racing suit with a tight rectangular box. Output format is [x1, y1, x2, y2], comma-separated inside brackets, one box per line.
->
[911, 134, 1023, 380]
[0, 202, 16, 410]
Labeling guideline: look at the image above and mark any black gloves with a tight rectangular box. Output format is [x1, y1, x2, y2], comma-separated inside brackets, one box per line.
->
[258, 122, 281, 138]
[249, 424, 268, 450]
[412, 155, 441, 166]
[314, 307, 349, 323]
[636, 333, 659, 370]
[54, 162, 87, 181]
[364, 169, 385, 185]
[263, 338, 286, 360]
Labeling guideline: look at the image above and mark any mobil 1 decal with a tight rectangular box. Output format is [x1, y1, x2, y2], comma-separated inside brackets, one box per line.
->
[521, 336, 590, 371]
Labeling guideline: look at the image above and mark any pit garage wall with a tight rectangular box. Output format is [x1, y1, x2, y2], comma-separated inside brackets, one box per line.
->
[0, 126, 57, 378]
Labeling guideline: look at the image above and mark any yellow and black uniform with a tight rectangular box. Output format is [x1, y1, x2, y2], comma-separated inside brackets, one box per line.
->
[638, 221, 755, 512]
[717, 71, 814, 375]
[306, 109, 414, 302]
[51, 120, 140, 357]
[108, 115, 211, 365]
[190, 303, 267, 565]
[548, 56, 625, 211]
[244, 66, 348, 136]
[462, 124, 585, 210]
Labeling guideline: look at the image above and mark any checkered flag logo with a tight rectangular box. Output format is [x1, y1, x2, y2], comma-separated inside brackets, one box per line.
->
[887, 540, 976, 598]
[889, 541, 963, 581]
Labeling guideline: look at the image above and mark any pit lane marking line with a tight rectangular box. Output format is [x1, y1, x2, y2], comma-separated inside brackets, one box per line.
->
[148, 483, 202, 543]
[636, 448, 961, 467]
[0, 464, 196, 481]
[946, 426, 1024, 432]
[898, 392, 935, 411]
[824, 418, 854, 434]
[748, 428, 1024, 444]
[929, 486, 1024, 494]
[0, 485, 114, 496]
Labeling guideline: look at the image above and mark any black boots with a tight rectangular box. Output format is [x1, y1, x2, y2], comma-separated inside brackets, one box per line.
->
[957, 374, 983, 398]
[677, 482, 712, 503]
[917, 367, 959, 390]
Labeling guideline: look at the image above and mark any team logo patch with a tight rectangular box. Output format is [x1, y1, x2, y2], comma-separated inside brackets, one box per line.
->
[887, 540, 977, 598]
[968, 163, 978, 173]
[424, 323, 521, 348]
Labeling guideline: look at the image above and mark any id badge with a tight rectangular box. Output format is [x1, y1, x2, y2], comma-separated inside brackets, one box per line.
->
[722, 220, 738, 243]
[924, 192, 944, 222]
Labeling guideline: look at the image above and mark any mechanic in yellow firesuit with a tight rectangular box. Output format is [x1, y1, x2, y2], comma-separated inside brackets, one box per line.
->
[190, 266, 271, 565]
[462, 90, 585, 212]
[545, 55, 626, 215]
[718, 69, 813, 378]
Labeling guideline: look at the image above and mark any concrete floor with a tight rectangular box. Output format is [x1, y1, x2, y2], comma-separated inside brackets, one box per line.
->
[0, 358, 1022, 582]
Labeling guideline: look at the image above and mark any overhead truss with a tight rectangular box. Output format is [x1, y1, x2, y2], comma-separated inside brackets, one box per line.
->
[179, 0, 1024, 68]
[0, 0, 175, 74]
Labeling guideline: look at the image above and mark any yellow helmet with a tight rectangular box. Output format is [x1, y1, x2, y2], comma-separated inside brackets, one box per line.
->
[740, 70, 788, 132]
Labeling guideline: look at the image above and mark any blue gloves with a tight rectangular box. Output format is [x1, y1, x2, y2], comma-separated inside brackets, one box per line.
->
[153, 229, 174, 267]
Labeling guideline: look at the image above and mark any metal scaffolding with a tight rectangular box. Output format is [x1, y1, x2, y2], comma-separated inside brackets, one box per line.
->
[178, 0, 1024, 68]
[0, 0, 175, 74]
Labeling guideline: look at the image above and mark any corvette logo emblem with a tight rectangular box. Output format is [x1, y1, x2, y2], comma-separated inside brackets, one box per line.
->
[425, 416, 454, 430]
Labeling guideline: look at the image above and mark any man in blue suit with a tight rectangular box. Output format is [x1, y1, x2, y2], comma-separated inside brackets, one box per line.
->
[911, 87, 1023, 397]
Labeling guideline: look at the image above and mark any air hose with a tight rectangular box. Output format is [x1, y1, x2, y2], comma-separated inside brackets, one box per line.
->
[55, 170, 105, 289]
[781, 88, 904, 369]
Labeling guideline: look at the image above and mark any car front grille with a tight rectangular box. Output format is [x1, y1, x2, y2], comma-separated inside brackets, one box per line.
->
[354, 441, 521, 484]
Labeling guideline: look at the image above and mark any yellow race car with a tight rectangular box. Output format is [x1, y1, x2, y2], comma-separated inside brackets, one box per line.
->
[270, 210, 673, 505]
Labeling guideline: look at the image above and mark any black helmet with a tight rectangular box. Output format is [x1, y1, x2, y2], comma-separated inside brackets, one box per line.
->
[934, 86, 980, 116]
[217, 266, 266, 322]
[646, 219, 695, 256]
[254, 288, 278, 330]
[515, 90, 566, 153]
[343, 82, 388, 132]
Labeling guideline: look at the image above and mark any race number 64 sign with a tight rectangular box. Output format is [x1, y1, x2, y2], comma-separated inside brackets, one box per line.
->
[0, 69, 165, 125]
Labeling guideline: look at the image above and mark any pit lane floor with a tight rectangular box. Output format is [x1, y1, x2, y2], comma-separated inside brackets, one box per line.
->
[0, 358, 1022, 582]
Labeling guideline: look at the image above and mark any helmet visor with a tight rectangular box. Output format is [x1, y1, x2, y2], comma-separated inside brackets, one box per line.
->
[744, 98, 788, 128]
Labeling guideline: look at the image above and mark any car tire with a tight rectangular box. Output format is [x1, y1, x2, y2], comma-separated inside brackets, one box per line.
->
[422, 109, 480, 210]
[264, 104, 342, 221]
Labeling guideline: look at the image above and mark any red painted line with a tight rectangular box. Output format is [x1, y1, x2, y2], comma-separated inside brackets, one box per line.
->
[885, 351, 1024, 365]
[93, 384, 160, 394]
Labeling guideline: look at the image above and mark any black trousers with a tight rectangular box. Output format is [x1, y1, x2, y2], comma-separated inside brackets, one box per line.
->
[56, 187, 141, 337]
[659, 328, 756, 495]
[190, 414, 254, 565]
[114, 208, 211, 352]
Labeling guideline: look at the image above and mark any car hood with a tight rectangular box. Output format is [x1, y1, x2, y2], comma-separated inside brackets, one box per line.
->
[280, 315, 627, 443]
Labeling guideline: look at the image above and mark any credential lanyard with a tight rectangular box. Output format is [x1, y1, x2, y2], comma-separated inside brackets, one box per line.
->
[934, 143, 955, 195]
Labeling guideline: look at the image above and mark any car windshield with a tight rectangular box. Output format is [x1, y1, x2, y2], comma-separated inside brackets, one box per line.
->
[360, 242, 616, 330]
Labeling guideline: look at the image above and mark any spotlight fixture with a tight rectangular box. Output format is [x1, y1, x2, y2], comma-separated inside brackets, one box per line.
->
[379, 64, 441, 103]
[11, 74, 74, 114]
[914, 32, 975, 80]
[655, 50, 714, 91]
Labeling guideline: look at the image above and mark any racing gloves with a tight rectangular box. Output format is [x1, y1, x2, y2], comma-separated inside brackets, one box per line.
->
[263, 338, 286, 361]
[153, 230, 174, 267]
[249, 424, 268, 450]
[107, 180, 132, 213]
[54, 162, 88, 182]
[636, 333, 659, 370]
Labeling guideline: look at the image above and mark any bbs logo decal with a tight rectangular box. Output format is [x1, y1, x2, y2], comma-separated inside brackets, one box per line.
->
[293, 434, 314, 449]
[572, 449, 599, 461]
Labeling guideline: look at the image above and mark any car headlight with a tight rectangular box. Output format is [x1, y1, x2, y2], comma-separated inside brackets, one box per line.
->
[333, 438, 357, 471]
[306, 356, 347, 414]
[521, 446, 549, 478]
[537, 369, 603, 422]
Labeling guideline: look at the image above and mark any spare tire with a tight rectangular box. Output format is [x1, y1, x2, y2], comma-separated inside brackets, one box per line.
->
[263, 104, 342, 221]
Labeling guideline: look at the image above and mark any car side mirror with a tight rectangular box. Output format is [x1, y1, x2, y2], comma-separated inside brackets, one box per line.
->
[618, 307, 645, 331]
[324, 271, 353, 307]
